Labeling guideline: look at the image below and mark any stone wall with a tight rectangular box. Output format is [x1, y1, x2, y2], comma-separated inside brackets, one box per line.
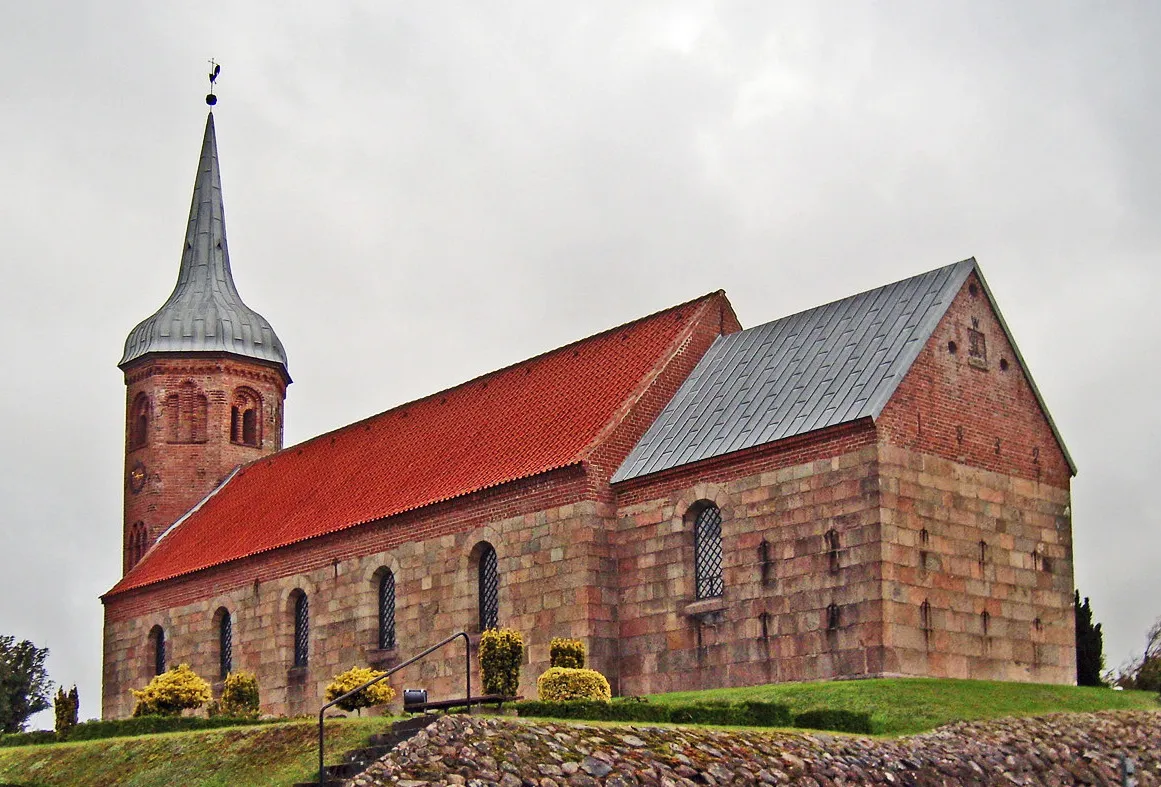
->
[102, 465, 617, 719]
[612, 422, 885, 696]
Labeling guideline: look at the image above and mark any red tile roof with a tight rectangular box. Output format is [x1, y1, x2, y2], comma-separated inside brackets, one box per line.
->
[107, 292, 725, 595]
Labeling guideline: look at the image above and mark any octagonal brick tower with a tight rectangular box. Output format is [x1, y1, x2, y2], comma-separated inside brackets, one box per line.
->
[118, 110, 290, 577]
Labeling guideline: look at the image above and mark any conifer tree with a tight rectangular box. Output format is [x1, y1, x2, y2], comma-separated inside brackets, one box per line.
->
[1074, 590, 1105, 686]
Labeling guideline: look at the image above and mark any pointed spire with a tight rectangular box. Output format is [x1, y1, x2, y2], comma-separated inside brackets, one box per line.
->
[120, 112, 289, 379]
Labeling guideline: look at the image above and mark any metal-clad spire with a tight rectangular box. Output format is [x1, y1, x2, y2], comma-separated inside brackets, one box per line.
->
[120, 111, 289, 378]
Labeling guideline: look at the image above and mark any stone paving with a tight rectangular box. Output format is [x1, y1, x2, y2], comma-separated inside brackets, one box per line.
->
[350, 710, 1160, 786]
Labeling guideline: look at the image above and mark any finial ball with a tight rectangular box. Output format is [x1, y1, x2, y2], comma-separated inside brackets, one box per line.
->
[206, 94, 218, 106]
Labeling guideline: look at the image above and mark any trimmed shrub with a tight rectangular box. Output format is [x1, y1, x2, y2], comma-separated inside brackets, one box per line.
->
[219, 671, 261, 719]
[130, 664, 212, 717]
[0, 730, 56, 748]
[53, 686, 79, 735]
[549, 638, 586, 669]
[793, 708, 874, 734]
[479, 628, 524, 697]
[537, 667, 611, 702]
[514, 698, 794, 727]
[325, 667, 396, 714]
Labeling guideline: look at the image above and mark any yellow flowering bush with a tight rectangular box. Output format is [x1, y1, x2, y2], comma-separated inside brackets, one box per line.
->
[536, 667, 611, 702]
[324, 667, 396, 714]
[219, 671, 261, 718]
[479, 628, 524, 697]
[130, 664, 212, 717]
[548, 638, 586, 669]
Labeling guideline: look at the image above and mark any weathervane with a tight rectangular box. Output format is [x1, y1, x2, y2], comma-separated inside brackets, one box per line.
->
[206, 59, 221, 106]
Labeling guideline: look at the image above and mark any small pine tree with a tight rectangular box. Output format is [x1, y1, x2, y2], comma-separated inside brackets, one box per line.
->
[53, 688, 73, 735]
[67, 686, 79, 727]
[1074, 590, 1105, 686]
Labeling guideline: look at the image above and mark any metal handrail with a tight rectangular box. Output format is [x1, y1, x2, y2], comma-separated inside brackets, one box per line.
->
[316, 631, 470, 786]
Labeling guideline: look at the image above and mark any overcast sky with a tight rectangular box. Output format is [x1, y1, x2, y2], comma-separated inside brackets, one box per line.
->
[1, 2, 1159, 726]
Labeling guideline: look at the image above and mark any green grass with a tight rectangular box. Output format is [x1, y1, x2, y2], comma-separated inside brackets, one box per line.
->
[0, 716, 391, 787]
[647, 677, 1159, 735]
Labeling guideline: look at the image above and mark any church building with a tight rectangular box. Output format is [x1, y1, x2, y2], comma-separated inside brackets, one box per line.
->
[101, 108, 1077, 719]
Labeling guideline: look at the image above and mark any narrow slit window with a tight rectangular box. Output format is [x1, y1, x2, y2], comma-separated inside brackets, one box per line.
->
[150, 626, 166, 677]
[825, 528, 841, 574]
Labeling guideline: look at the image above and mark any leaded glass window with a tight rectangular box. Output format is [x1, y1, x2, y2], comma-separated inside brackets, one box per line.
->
[293, 593, 309, 667]
[378, 570, 396, 650]
[219, 610, 233, 679]
[694, 505, 724, 599]
[478, 543, 499, 631]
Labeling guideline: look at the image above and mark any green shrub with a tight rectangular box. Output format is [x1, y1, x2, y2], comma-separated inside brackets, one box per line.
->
[793, 708, 874, 734]
[324, 667, 396, 714]
[537, 667, 611, 702]
[0, 730, 56, 748]
[479, 628, 524, 697]
[53, 685, 79, 735]
[220, 671, 261, 718]
[66, 715, 273, 741]
[549, 638, 586, 669]
[130, 664, 212, 717]
[513, 698, 794, 727]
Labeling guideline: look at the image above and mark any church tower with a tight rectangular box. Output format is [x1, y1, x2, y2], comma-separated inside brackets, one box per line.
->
[119, 107, 290, 576]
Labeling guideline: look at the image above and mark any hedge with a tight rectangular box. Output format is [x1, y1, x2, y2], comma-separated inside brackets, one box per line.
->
[537, 667, 611, 702]
[0, 715, 278, 747]
[791, 708, 875, 734]
[514, 699, 795, 728]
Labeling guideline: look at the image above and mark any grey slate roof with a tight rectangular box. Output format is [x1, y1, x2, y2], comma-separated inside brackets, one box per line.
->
[612, 259, 1074, 483]
[120, 112, 289, 377]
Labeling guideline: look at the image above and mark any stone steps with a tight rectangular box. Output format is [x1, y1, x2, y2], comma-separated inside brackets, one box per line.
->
[292, 714, 436, 787]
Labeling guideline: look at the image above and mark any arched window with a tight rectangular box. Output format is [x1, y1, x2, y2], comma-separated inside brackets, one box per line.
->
[166, 382, 208, 444]
[378, 570, 396, 650]
[291, 591, 309, 667]
[476, 543, 499, 631]
[128, 393, 150, 450]
[230, 388, 262, 447]
[217, 608, 233, 679]
[693, 504, 724, 600]
[128, 521, 148, 568]
[148, 626, 166, 677]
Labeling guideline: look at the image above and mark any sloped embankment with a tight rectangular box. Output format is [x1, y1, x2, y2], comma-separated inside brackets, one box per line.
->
[354, 710, 1161, 786]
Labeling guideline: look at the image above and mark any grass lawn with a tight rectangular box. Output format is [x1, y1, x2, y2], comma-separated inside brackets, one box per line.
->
[647, 677, 1159, 735]
[0, 716, 391, 787]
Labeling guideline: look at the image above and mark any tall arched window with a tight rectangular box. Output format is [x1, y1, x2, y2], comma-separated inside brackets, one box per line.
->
[378, 570, 396, 650]
[217, 608, 233, 679]
[230, 388, 262, 447]
[477, 543, 499, 631]
[291, 591, 309, 667]
[128, 393, 150, 450]
[693, 504, 724, 599]
[148, 626, 166, 676]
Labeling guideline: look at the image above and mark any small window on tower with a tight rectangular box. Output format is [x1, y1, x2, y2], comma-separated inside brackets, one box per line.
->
[129, 394, 150, 450]
[231, 388, 262, 448]
[967, 319, 988, 368]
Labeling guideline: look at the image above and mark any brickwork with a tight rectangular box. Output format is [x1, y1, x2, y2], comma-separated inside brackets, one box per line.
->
[121, 353, 287, 575]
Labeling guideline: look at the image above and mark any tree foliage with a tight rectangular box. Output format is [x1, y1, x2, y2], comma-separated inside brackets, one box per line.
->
[1074, 591, 1105, 686]
[0, 636, 52, 733]
[1113, 616, 1161, 692]
[219, 672, 261, 718]
[479, 628, 524, 697]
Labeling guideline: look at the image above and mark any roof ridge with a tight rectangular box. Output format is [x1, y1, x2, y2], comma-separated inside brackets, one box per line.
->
[576, 293, 723, 464]
[264, 290, 727, 458]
